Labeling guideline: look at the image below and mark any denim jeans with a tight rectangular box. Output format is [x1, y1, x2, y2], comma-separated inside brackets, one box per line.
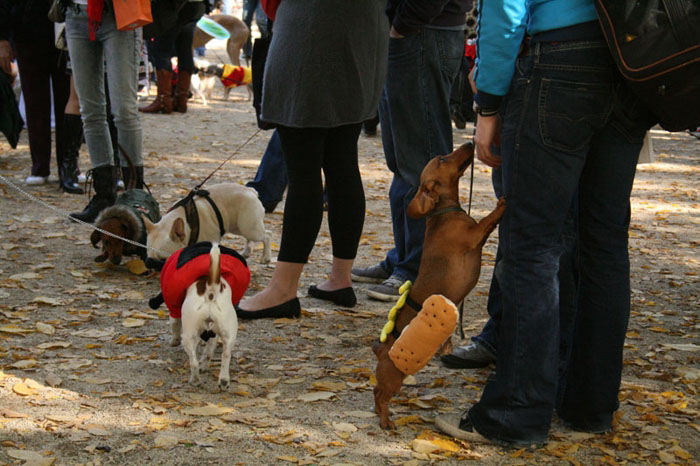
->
[246, 130, 288, 210]
[474, 167, 579, 372]
[468, 39, 654, 444]
[65, 2, 143, 168]
[378, 27, 464, 281]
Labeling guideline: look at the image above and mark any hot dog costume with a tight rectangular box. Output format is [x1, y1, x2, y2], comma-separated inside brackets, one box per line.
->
[149, 242, 250, 318]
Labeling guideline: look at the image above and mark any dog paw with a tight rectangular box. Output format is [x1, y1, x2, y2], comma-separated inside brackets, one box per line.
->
[218, 378, 230, 391]
[170, 337, 181, 347]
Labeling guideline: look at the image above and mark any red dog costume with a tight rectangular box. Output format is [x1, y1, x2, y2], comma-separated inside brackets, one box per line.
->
[149, 242, 250, 318]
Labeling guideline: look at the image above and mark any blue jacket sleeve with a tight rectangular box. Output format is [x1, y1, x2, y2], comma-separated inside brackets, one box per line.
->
[474, 0, 528, 105]
[392, 0, 453, 36]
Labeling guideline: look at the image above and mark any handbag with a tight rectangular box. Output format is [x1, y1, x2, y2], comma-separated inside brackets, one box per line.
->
[112, 0, 153, 31]
[48, 0, 66, 23]
[595, 0, 700, 131]
[54, 23, 68, 51]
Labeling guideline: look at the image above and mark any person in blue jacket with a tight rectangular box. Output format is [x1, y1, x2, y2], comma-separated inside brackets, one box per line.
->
[435, 0, 657, 446]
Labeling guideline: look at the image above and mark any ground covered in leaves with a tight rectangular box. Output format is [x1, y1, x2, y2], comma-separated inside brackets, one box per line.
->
[0, 75, 699, 465]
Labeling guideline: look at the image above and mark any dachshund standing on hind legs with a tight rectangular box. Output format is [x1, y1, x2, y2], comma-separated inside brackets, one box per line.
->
[372, 143, 506, 429]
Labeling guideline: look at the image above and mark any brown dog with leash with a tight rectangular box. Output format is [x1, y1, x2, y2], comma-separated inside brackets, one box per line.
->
[372, 143, 506, 429]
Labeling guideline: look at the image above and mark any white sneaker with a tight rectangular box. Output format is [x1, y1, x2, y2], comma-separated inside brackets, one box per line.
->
[25, 175, 48, 185]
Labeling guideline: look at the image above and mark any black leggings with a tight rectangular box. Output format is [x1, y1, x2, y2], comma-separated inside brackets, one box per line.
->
[277, 124, 365, 263]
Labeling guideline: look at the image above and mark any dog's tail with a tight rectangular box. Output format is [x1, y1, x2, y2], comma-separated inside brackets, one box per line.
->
[207, 242, 221, 287]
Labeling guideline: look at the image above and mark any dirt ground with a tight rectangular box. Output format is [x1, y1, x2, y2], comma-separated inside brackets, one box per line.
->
[1, 60, 699, 464]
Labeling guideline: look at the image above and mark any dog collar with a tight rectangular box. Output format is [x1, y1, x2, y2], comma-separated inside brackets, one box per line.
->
[426, 205, 465, 219]
[168, 188, 226, 246]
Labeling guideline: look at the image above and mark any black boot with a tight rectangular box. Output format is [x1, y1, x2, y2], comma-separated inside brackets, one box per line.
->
[59, 114, 85, 194]
[122, 165, 144, 190]
[69, 165, 117, 223]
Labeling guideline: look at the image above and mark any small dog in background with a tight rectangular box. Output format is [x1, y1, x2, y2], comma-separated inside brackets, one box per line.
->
[192, 57, 253, 104]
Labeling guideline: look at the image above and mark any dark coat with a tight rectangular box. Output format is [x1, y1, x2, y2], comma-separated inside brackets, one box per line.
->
[386, 0, 473, 36]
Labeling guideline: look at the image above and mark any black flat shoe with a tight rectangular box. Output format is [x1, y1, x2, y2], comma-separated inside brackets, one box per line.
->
[235, 297, 301, 320]
[307, 285, 356, 307]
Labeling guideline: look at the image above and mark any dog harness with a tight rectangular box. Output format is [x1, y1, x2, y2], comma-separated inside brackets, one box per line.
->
[150, 242, 250, 319]
[168, 189, 226, 246]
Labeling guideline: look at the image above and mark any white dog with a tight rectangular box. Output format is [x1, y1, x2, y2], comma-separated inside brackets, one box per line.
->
[170, 243, 238, 390]
[144, 183, 271, 265]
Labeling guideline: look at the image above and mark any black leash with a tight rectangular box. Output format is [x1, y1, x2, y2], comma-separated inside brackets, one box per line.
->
[194, 128, 262, 191]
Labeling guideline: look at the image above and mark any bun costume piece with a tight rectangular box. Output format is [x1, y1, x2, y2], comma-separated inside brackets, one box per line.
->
[388, 295, 458, 375]
[149, 242, 250, 318]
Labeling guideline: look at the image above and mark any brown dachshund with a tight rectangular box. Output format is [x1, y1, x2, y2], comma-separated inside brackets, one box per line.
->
[372, 143, 506, 429]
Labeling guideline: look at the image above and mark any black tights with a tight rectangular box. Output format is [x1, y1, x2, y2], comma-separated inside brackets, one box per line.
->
[277, 124, 364, 263]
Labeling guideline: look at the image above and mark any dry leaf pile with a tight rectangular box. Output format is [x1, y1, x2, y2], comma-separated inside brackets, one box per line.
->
[0, 66, 698, 465]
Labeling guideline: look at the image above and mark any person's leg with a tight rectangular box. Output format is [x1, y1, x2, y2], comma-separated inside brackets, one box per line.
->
[140, 27, 175, 113]
[366, 28, 464, 298]
[241, 0, 257, 58]
[557, 86, 652, 432]
[466, 41, 619, 445]
[60, 74, 85, 194]
[51, 48, 70, 182]
[238, 126, 325, 311]
[103, 16, 143, 169]
[317, 123, 364, 291]
[173, 2, 205, 113]
[13, 40, 52, 180]
[246, 129, 288, 212]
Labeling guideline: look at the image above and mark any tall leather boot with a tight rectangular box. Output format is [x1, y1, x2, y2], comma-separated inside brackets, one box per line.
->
[59, 114, 85, 194]
[69, 165, 117, 223]
[122, 165, 144, 190]
[174, 70, 191, 113]
[139, 69, 173, 114]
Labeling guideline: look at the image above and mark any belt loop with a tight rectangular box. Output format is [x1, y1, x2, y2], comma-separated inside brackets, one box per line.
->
[533, 41, 541, 63]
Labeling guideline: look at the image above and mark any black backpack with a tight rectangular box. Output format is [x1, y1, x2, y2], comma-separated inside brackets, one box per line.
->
[595, 0, 700, 131]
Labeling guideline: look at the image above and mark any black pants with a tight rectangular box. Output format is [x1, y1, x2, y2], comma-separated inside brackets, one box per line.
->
[277, 124, 364, 263]
[14, 39, 70, 177]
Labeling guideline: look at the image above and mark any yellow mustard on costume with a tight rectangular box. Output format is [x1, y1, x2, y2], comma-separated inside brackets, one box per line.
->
[388, 294, 458, 375]
[220, 64, 252, 88]
[379, 280, 412, 343]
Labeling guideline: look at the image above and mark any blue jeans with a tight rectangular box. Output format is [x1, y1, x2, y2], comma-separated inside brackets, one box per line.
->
[65, 2, 142, 168]
[468, 39, 654, 444]
[474, 167, 579, 371]
[246, 130, 288, 210]
[378, 27, 463, 281]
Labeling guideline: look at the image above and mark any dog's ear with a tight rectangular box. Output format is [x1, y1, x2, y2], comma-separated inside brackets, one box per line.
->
[407, 181, 439, 218]
[142, 214, 155, 233]
[90, 229, 101, 248]
[170, 217, 186, 243]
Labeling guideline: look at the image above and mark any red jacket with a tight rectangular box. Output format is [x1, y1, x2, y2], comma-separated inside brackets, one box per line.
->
[159, 243, 250, 319]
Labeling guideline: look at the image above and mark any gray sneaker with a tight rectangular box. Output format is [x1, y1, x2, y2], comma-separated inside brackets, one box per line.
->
[366, 275, 406, 302]
[351, 264, 391, 284]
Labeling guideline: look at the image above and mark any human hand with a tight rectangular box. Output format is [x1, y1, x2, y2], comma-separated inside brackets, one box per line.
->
[474, 114, 502, 168]
[468, 67, 477, 94]
[0, 40, 14, 75]
[390, 26, 404, 39]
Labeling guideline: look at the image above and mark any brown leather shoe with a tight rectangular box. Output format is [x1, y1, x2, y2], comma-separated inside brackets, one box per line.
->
[173, 70, 191, 113]
[140, 69, 173, 114]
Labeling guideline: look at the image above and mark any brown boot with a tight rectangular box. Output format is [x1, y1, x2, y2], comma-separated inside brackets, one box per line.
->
[140, 69, 173, 114]
[174, 70, 191, 113]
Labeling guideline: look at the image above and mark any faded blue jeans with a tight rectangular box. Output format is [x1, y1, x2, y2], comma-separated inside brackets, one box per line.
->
[468, 39, 655, 444]
[378, 27, 464, 281]
[65, 2, 142, 168]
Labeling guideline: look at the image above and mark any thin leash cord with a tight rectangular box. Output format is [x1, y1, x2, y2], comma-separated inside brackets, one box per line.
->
[194, 127, 262, 190]
[459, 123, 478, 339]
[0, 128, 262, 256]
[0, 173, 169, 257]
